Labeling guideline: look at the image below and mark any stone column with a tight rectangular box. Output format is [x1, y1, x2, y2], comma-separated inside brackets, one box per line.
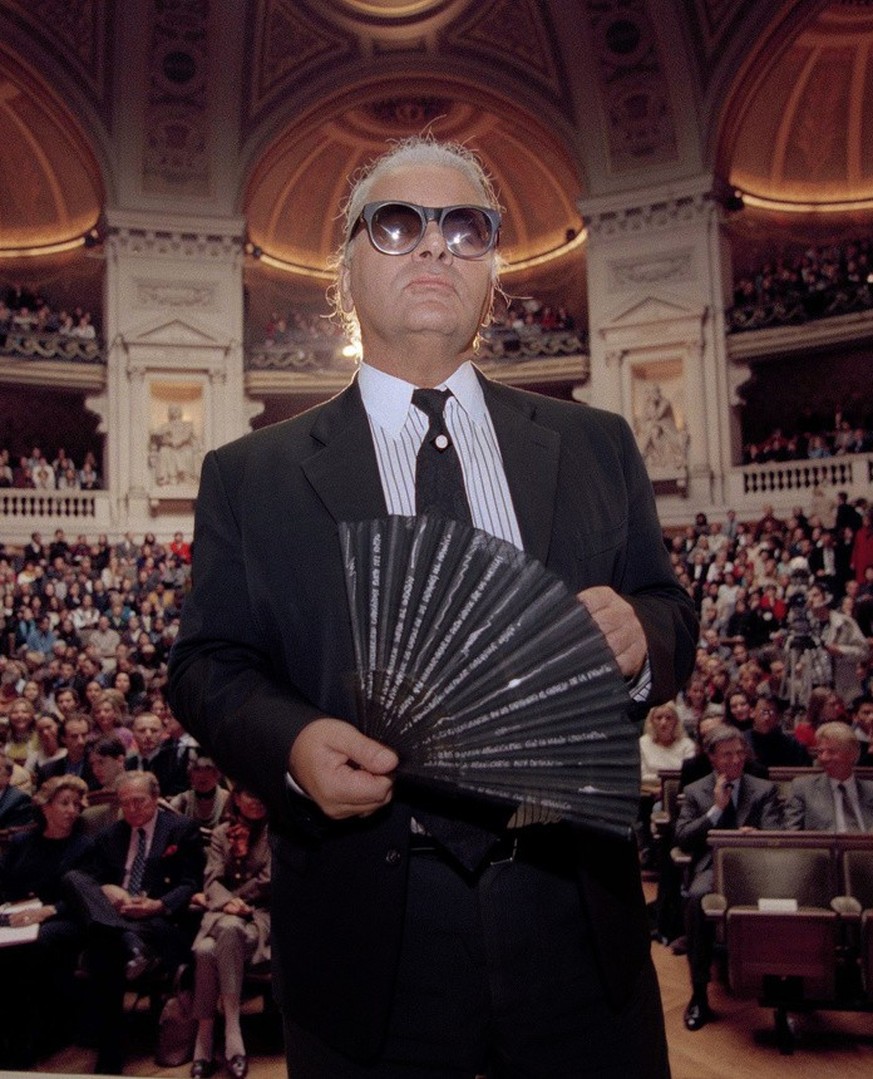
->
[580, 177, 736, 526]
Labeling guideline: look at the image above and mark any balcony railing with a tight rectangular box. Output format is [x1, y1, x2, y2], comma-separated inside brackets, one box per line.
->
[727, 281, 873, 334]
[245, 326, 589, 372]
[0, 328, 106, 364]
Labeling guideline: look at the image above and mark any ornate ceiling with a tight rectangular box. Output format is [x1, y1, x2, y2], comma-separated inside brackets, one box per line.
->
[0, 0, 870, 314]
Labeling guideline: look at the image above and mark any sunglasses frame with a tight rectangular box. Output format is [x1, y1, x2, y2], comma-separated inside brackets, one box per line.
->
[351, 201, 501, 259]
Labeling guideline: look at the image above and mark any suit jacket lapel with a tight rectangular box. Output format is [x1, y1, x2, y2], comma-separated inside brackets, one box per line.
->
[479, 375, 560, 565]
[302, 379, 387, 523]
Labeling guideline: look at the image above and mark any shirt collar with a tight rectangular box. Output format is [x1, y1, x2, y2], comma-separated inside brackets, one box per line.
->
[358, 360, 487, 437]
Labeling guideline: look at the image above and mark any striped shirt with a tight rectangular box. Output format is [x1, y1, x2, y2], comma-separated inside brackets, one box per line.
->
[358, 360, 523, 548]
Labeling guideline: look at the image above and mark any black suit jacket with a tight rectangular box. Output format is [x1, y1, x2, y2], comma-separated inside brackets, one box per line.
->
[83, 807, 204, 916]
[168, 373, 697, 1058]
[36, 753, 100, 791]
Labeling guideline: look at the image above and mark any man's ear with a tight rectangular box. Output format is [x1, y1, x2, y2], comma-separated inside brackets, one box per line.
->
[339, 260, 355, 314]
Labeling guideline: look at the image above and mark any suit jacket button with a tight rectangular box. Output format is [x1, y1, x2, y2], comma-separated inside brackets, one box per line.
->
[384, 848, 403, 866]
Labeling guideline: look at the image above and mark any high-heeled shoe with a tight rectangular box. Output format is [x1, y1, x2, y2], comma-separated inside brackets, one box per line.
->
[226, 1054, 248, 1079]
[190, 1059, 217, 1078]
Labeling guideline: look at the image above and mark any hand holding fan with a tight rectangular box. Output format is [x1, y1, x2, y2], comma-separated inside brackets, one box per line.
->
[339, 515, 639, 839]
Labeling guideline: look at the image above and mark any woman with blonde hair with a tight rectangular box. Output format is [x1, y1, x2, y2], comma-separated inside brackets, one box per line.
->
[640, 702, 696, 791]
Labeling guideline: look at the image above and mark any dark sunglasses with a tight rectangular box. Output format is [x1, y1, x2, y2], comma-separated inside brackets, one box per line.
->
[351, 201, 501, 259]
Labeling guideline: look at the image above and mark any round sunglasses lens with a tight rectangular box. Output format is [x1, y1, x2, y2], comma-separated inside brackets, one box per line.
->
[371, 204, 424, 253]
[443, 208, 494, 257]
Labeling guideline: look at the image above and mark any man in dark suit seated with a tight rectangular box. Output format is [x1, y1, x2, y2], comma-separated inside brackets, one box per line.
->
[64, 770, 204, 1074]
[675, 724, 783, 1031]
[36, 712, 100, 790]
[124, 710, 191, 796]
[784, 721, 873, 830]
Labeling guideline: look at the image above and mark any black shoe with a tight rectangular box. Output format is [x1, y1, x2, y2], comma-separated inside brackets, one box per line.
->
[124, 941, 158, 981]
[191, 1060, 217, 1078]
[683, 993, 713, 1031]
[226, 1054, 248, 1079]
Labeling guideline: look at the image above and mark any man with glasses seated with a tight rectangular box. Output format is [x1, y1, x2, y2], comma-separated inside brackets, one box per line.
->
[169, 136, 697, 1078]
[744, 694, 812, 768]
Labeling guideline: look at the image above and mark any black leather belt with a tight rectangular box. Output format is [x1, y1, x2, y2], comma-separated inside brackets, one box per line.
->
[409, 823, 573, 872]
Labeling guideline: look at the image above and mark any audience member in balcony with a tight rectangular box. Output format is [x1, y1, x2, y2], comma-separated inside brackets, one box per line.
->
[0, 449, 12, 487]
[189, 786, 271, 1078]
[12, 456, 33, 487]
[79, 451, 101, 489]
[57, 465, 80, 490]
[784, 722, 873, 831]
[675, 724, 782, 1031]
[70, 311, 96, 340]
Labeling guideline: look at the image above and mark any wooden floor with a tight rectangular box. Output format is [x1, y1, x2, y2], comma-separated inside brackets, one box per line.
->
[19, 883, 873, 1078]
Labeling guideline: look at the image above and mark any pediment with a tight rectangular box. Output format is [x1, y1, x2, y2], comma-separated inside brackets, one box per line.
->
[605, 296, 698, 329]
[122, 318, 224, 349]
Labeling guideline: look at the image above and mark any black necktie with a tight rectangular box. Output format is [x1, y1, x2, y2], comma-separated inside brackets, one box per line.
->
[412, 388, 472, 524]
[408, 388, 508, 869]
[719, 782, 737, 829]
[128, 827, 147, 895]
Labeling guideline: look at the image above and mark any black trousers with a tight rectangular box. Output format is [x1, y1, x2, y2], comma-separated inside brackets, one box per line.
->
[284, 842, 670, 1079]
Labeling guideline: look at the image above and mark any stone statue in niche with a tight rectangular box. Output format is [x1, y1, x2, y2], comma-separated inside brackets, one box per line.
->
[150, 405, 199, 486]
[635, 384, 689, 472]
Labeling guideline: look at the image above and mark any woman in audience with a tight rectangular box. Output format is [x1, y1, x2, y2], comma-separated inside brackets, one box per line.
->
[793, 686, 847, 748]
[638, 703, 696, 870]
[90, 689, 134, 750]
[4, 696, 38, 766]
[0, 774, 91, 1068]
[674, 676, 709, 737]
[190, 786, 271, 1079]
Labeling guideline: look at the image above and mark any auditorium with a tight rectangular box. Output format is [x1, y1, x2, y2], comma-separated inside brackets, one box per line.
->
[1, 2, 873, 1077]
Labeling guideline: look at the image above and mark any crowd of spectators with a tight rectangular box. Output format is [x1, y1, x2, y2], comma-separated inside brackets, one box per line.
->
[0, 526, 276, 1073]
[262, 307, 345, 347]
[743, 411, 873, 465]
[730, 234, 873, 328]
[2, 491, 873, 1066]
[1, 281, 99, 346]
[0, 445, 102, 490]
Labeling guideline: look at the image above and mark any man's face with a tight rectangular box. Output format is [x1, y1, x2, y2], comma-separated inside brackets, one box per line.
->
[341, 164, 494, 375]
[118, 779, 159, 829]
[815, 736, 855, 781]
[91, 750, 125, 789]
[709, 738, 746, 783]
[132, 714, 163, 756]
[63, 719, 90, 762]
[753, 700, 779, 734]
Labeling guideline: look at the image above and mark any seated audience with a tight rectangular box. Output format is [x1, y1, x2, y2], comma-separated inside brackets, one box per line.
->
[784, 722, 873, 830]
[190, 787, 271, 1078]
[675, 725, 782, 1032]
[63, 771, 204, 1074]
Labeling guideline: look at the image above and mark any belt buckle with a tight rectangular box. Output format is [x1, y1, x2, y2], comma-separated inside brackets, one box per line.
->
[489, 834, 519, 866]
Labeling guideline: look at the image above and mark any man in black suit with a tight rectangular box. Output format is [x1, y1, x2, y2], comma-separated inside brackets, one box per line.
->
[124, 710, 191, 796]
[675, 725, 783, 1031]
[64, 770, 204, 1073]
[168, 137, 697, 1078]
